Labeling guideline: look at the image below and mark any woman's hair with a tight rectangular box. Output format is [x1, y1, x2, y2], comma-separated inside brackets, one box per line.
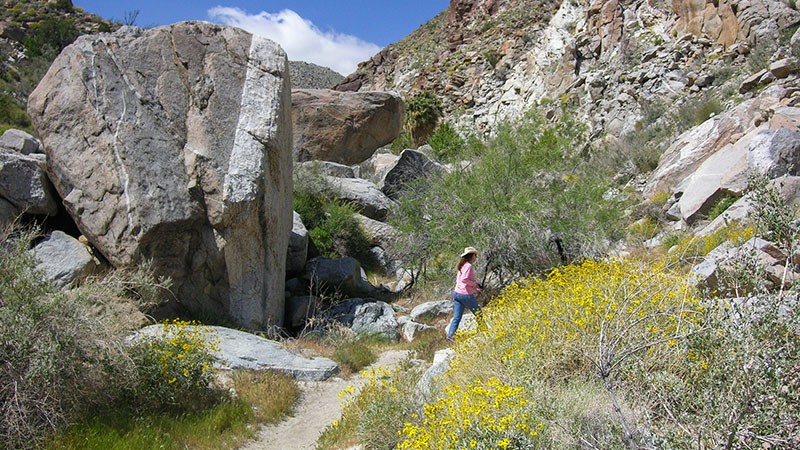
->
[457, 253, 476, 271]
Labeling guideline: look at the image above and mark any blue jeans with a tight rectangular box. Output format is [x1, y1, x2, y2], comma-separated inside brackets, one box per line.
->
[447, 292, 481, 339]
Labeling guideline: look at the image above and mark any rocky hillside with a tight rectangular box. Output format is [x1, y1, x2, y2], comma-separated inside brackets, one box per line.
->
[0, 0, 116, 131]
[289, 60, 345, 89]
[337, 0, 800, 137]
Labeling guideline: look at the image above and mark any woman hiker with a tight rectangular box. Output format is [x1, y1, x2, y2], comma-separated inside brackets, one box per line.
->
[447, 246, 482, 341]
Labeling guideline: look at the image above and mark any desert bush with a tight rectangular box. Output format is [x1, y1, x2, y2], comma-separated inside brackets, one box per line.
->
[319, 362, 422, 450]
[0, 227, 147, 449]
[747, 171, 798, 252]
[646, 295, 800, 448]
[22, 17, 80, 58]
[390, 108, 627, 285]
[427, 121, 466, 162]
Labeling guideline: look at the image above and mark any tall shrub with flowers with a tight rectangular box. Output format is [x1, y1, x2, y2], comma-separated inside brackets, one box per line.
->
[396, 259, 705, 449]
[129, 319, 220, 412]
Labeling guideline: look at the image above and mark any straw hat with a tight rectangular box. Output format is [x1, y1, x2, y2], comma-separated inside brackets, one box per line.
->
[460, 246, 479, 257]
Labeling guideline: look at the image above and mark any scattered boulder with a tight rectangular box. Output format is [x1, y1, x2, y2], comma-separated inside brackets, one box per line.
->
[325, 298, 368, 326]
[0, 129, 41, 155]
[0, 150, 58, 216]
[133, 325, 339, 381]
[410, 300, 454, 323]
[287, 212, 309, 276]
[359, 150, 400, 187]
[402, 320, 436, 341]
[355, 213, 397, 248]
[28, 22, 293, 329]
[32, 231, 104, 288]
[381, 149, 446, 200]
[351, 301, 400, 342]
[415, 348, 455, 403]
[324, 175, 394, 221]
[292, 89, 404, 165]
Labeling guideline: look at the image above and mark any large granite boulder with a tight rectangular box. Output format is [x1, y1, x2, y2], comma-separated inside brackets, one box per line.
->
[27, 22, 293, 329]
[292, 89, 404, 165]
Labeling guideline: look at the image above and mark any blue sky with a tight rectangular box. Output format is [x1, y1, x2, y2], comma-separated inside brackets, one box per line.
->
[72, 1, 449, 75]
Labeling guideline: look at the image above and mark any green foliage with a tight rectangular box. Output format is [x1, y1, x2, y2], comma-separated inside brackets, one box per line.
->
[405, 91, 443, 145]
[647, 295, 800, 448]
[390, 130, 416, 153]
[332, 336, 378, 373]
[390, 108, 628, 285]
[23, 17, 80, 58]
[50, 370, 298, 450]
[293, 172, 373, 263]
[0, 227, 148, 449]
[747, 171, 798, 250]
[0, 93, 32, 132]
[707, 191, 740, 220]
[428, 121, 467, 162]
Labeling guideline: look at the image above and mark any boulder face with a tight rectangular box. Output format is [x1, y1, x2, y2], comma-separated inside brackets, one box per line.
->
[27, 22, 293, 329]
[292, 89, 404, 165]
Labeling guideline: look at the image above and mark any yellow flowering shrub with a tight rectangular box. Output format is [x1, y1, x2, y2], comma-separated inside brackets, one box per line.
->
[130, 319, 220, 411]
[457, 259, 703, 382]
[398, 376, 542, 449]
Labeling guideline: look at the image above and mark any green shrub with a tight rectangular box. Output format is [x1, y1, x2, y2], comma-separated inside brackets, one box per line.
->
[23, 17, 80, 58]
[0, 227, 142, 449]
[0, 93, 32, 131]
[390, 108, 628, 284]
[332, 336, 377, 374]
[707, 192, 739, 220]
[405, 92, 443, 145]
[308, 201, 372, 261]
[428, 121, 466, 162]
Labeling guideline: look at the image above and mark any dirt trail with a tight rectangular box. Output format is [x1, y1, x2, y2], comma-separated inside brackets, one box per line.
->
[239, 350, 411, 450]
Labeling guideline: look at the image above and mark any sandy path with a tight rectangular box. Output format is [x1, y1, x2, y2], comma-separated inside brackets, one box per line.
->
[239, 350, 411, 450]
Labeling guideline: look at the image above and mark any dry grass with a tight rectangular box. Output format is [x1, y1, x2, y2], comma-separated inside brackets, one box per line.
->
[232, 370, 299, 424]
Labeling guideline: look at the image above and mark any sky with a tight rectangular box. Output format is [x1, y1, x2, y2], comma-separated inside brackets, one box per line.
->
[71, 1, 449, 75]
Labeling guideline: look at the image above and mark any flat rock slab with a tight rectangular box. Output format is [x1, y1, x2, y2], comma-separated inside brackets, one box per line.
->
[134, 325, 339, 381]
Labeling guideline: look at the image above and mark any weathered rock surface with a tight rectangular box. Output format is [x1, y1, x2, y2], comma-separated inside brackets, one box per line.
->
[288, 211, 309, 276]
[292, 89, 404, 165]
[402, 320, 436, 341]
[134, 325, 339, 381]
[323, 175, 394, 221]
[0, 129, 41, 155]
[302, 256, 364, 297]
[382, 149, 446, 200]
[415, 348, 455, 403]
[32, 231, 103, 288]
[27, 22, 293, 329]
[410, 300, 454, 323]
[351, 301, 401, 342]
[0, 150, 58, 216]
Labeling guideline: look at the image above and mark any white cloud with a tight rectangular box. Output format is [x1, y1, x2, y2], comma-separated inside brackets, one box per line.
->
[208, 6, 381, 75]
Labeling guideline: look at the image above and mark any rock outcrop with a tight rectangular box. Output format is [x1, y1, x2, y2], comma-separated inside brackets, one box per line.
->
[27, 22, 293, 329]
[292, 89, 404, 165]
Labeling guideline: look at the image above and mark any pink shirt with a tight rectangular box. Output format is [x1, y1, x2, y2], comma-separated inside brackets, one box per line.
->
[455, 262, 479, 295]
